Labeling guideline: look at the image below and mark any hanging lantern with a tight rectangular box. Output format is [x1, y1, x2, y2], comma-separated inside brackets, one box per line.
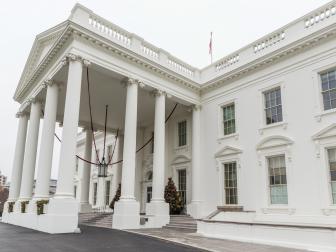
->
[98, 159, 108, 178]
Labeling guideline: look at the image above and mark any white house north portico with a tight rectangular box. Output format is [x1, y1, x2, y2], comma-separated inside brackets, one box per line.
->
[3, 2, 336, 251]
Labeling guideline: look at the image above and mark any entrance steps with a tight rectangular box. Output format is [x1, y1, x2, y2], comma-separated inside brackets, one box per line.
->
[163, 215, 197, 232]
[79, 212, 112, 229]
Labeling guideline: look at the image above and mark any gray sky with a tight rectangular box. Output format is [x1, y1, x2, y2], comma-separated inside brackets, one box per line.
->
[0, 0, 331, 180]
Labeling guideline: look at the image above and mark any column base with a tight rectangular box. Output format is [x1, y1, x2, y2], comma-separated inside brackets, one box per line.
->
[145, 201, 170, 228]
[2, 198, 80, 234]
[79, 202, 93, 213]
[112, 200, 140, 229]
[187, 201, 203, 219]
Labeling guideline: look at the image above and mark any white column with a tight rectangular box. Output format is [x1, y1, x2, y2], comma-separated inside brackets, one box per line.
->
[188, 105, 203, 218]
[19, 99, 42, 201]
[55, 55, 85, 198]
[79, 129, 93, 213]
[34, 81, 59, 200]
[119, 79, 138, 201]
[7, 112, 28, 201]
[113, 78, 140, 229]
[145, 90, 169, 227]
[151, 91, 166, 202]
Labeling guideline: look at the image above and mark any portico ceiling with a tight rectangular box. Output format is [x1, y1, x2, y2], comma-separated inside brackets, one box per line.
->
[48, 63, 189, 132]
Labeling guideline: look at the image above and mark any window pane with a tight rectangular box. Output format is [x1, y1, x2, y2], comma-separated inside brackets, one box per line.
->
[178, 121, 187, 146]
[224, 162, 238, 205]
[268, 156, 288, 205]
[264, 88, 283, 125]
[223, 104, 236, 135]
[321, 70, 336, 110]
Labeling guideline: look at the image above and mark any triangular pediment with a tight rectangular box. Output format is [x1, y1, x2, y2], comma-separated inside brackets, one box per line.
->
[257, 135, 293, 150]
[171, 155, 191, 165]
[14, 22, 68, 99]
[215, 146, 242, 158]
[313, 123, 336, 140]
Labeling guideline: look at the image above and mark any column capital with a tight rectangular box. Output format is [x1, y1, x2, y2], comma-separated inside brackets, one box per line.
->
[121, 77, 145, 88]
[28, 97, 43, 105]
[61, 53, 91, 67]
[15, 111, 28, 118]
[192, 104, 202, 111]
[41, 79, 63, 89]
[151, 89, 166, 97]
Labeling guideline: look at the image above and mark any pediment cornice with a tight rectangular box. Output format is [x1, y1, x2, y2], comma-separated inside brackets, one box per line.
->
[14, 15, 336, 103]
[214, 146, 242, 158]
[256, 135, 294, 150]
[312, 123, 336, 141]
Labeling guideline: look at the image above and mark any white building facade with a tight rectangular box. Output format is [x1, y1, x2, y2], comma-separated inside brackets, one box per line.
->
[3, 2, 336, 251]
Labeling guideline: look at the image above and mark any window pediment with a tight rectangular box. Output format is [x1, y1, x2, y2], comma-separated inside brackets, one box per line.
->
[171, 155, 191, 165]
[256, 135, 293, 150]
[214, 146, 242, 158]
[312, 123, 336, 141]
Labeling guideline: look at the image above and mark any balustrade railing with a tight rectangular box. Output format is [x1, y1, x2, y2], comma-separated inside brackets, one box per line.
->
[70, 1, 336, 84]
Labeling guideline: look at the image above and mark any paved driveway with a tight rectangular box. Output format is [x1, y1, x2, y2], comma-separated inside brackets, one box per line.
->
[0, 222, 206, 252]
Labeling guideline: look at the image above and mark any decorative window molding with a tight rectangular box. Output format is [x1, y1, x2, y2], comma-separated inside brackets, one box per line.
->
[256, 135, 294, 151]
[256, 135, 293, 211]
[214, 146, 242, 159]
[312, 64, 336, 122]
[171, 155, 191, 166]
[312, 124, 336, 208]
[217, 99, 239, 141]
[215, 145, 242, 207]
[258, 82, 287, 129]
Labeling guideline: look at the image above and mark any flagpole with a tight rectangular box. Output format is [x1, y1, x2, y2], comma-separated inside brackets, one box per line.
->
[209, 32, 213, 64]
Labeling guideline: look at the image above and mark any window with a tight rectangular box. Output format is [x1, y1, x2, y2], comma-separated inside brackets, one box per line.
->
[178, 121, 187, 147]
[150, 131, 154, 154]
[105, 181, 111, 205]
[222, 103, 236, 135]
[93, 182, 97, 205]
[178, 169, 187, 205]
[146, 186, 152, 203]
[268, 155, 288, 204]
[95, 149, 100, 163]
[75, 158, 79, 172]
[107, 145, 112, 160]
[264, 87, 283, 125]
[224, 162, 238, 205]
[321, 70, 336, 110]
[328, 148, 336, 204]
[74, 185, 77, 198]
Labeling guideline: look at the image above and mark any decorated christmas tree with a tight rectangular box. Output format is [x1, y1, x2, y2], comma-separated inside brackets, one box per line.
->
[109, 183, 121, 210]
[164, 177, 183, 214]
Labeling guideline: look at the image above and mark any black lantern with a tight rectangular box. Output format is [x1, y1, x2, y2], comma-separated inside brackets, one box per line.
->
[97, 158, 108, 178]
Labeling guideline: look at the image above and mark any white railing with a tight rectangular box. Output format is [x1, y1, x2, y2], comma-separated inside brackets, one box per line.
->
[305, 4, 336, 28]
[168, 58, 195, 77]
[70, 2, 336, 84]
[215, 54, 240, 71]
[253, 31, 285, 53]
[141, 43, 159, 60]
[88, 14, 131, 47]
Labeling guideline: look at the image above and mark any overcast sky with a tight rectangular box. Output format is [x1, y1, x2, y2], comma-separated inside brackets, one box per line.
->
[0, 0, 331, 180]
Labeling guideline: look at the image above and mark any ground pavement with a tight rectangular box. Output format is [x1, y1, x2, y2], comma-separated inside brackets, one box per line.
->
[0, 222, 205, 252]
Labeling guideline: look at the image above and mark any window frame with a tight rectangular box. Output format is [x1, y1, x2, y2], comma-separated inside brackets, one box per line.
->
[177, 120, 187, 147]
[222, 103, 236, 136]
[267, 155, 288, 205]
[105, 180, 111, 206]
[263, 86, 283, 125]
[223, 161, 238, 205]
[217, 99, 239, 141]
[320, 69, 336, 111]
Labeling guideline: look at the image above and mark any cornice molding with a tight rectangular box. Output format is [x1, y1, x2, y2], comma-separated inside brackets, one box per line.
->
[14, 20, 336, 103]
